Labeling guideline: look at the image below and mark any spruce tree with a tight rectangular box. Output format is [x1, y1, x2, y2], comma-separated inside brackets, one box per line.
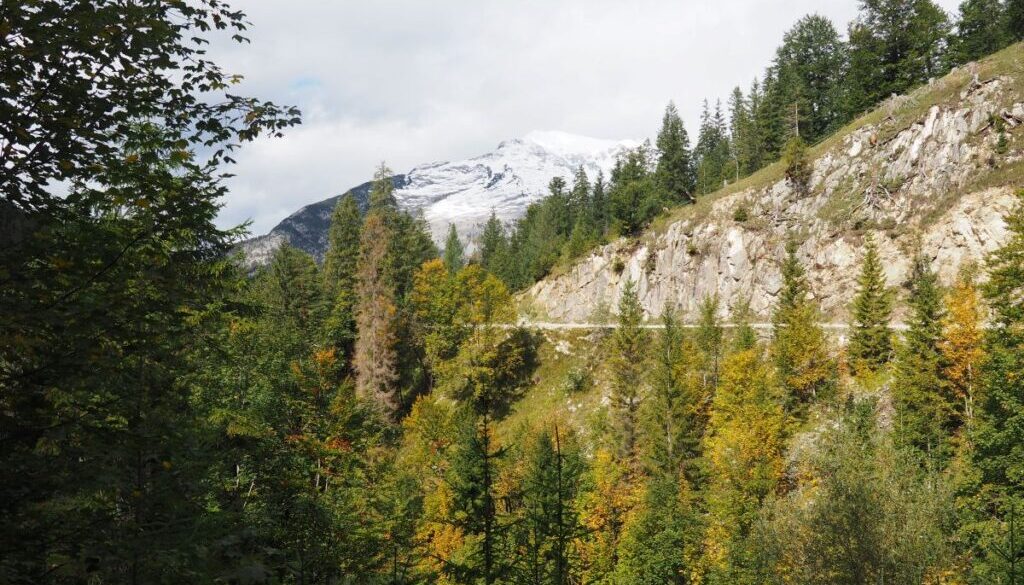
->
[322, 194, 363, 357]
[591, 169, 608, 238]
[610, 279, 648, 459]
[655, 101, 696, 204]
[369, 161, 398, 211]
[479, 211, 509, 278]
[848, 235, 894, 374]
[731, 297, 758, 353]
[893, 253, 952, 460]
[1010, 0, 1024, 40]
[772, 240, 833, 407]
[443, 223, 465, 273]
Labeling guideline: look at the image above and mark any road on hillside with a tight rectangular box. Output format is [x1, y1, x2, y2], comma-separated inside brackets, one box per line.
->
[509, 320, 910, 332]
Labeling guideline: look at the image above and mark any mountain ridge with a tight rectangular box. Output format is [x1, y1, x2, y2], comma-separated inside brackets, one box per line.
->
[237, 131, 638, 266]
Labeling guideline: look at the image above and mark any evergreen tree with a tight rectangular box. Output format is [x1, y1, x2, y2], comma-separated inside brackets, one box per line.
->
[355, 213, 401, 416]
[641, 308, 703, 479]
[613, 474, 695, 585]
[950, 0, 1011, 64]
[479, 210, 510, 279]
[728, 87, 755, 179]
[655, 101, 696, 203]
[846, 0, 951, 117]
[322, 194, 362, 358]
[974, 192, 1024, 515]
[443, 223, 465, 273]
[848, 235, 894, 373]
[731, 297, 759, 353]
[893, 253, 953, 460]
[772, 14, 848, 143]
[1010, 0, 1024, 40]
[772, 240, 833, 407]
[609, 144, 659, 235]
[782, 135, 813, 196]
[610, 279, 648, 459]
[591, 169, 609, 238]
[518, 426, 587, 585]
[696, 294, 725, 391]
[695, 100, 732, 194]
[369, 161, 398, 211]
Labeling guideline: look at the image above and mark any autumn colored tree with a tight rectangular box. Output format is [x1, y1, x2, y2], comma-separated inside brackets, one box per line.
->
[940, 264, 986, 428]
[702, 348, 786, 584]
[355, 212, 401, 416]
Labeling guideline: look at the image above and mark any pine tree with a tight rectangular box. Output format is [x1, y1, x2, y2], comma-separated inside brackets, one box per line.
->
[772, 240, 833, 407]
[641, 307, 702, 478]
[354, 212, 401, 416]
[443, 223, 465, 273]
[1010, 0, 1024, 40]
[782, 135, 812, 196]
[613, 473, 695, 585]
[322, 194, 362, 357]
[591, 170, 608, 238]
[728, 87, 754, 179]
[893, 253, 952, 460]
[655, 101, 696, 203]
[848, 235, 894, 373]
[695, 100, 732, 194]
[610, 278, 648, 459]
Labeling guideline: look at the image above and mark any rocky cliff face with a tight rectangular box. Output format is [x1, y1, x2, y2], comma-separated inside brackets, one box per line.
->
[526, 67, 1024, 323]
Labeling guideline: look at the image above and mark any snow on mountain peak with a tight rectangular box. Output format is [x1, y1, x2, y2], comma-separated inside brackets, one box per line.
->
[523, 130, 639, 158]
[394, 130, 638, 243]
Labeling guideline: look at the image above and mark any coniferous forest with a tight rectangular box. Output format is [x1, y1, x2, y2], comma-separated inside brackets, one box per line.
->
[4, 1, 1024, 584]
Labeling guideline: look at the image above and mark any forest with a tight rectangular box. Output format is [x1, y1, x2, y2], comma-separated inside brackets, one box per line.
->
[3, 1, 1024, 584]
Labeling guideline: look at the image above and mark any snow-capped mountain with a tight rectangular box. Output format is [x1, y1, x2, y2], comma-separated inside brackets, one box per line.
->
[238, 131, 639, 266]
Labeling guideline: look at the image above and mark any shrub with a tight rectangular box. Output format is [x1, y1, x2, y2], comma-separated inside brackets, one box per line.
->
[783, 135, 812, 196]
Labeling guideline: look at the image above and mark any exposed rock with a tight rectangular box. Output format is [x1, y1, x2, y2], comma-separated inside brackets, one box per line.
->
[525, 76, 1023, 323]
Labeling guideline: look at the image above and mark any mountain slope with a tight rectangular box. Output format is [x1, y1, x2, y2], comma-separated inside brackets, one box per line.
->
[524, 43, 1024, 324]
[238, 131, 637, 266]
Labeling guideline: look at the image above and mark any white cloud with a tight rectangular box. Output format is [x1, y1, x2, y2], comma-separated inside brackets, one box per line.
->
[213, 0, 960, 234]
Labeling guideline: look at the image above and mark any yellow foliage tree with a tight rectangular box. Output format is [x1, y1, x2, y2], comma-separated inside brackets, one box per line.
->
[701, 348, 787, 583]
[939, 266, 986, 427]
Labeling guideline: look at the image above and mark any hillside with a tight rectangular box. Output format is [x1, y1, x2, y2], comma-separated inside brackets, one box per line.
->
[524, 44, 1024, 323]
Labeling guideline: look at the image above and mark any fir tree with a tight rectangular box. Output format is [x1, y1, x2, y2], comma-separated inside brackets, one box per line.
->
[591, 170, 608, 238]
[443, 223, 465, 273]
[893, 253, 952, 460]
[655, 101, 696, 203]
[848, 235, 894, 374]
[731, 297, 758, 353]
[610, 279, 648, 459]
[479, 211, 510, 278]
[1010, 0, 1024, 40]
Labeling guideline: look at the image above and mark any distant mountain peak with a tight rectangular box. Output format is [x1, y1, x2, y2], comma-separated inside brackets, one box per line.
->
[238, 131, 638, 267]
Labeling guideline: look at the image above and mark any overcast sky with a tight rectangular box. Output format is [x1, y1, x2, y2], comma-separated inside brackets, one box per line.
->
[213, 0, 960, 234]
